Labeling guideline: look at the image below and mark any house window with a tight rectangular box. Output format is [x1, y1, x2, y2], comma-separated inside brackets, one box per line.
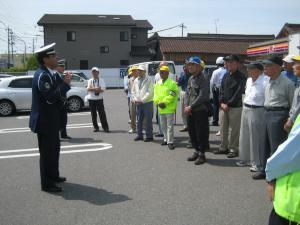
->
[131, 34, 137, 39]
[80, 60, 88, 70]
[67, 31, 76, 41]
[100, 46, 109, 53]
[120, 31, 129, 41]
[120, 60, 129, 67]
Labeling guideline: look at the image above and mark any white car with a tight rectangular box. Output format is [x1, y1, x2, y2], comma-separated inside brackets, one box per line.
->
[63, 71, 89, 88]
[0, 75, 88, 116]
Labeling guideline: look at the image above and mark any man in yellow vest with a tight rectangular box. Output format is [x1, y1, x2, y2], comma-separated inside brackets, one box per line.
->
[266, 55, 300, 225]
[153, 66, 179, 150]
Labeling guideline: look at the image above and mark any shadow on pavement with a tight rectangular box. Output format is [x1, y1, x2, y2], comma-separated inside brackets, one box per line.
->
[206, 158, 238, 167]
[62, 138, 101, 144]
[58, 182, 131, 206]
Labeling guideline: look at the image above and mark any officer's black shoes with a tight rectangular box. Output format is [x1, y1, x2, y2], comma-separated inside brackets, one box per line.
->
[42, 185, 63, 193]
[213, 149, 229, 155]
[211, 122, 219, 126]
[103, 129, 110, 133]
[61, 135, 71, 140]
[54, 176, 67, 183]
[227, 151, 238, 158]
[252, 172, 266, 180]
[187, 152, 199, 161]
[168, 143, 175, 150]
[161, 141, 167, 146]
[144, 138, 154, 142]
[194, 154, 206, 165]
[134, 136, 143, 141]
[155, 134, 164, 137]
[93, 128, 100, 132]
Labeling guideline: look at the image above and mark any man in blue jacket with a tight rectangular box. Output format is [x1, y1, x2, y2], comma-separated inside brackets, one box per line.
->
[29, 43, 72, 193]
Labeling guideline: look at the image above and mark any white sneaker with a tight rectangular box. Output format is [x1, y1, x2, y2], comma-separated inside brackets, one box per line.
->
[216, 131, 220, 136]
[250, 165, 261, 172]
[128, 129, 136, 134]
[128, 120, 131, 124]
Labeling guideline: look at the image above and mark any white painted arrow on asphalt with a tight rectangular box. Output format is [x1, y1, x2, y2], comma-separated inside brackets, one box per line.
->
[0, 123, 101, 134]
[0, 143, 113, 159]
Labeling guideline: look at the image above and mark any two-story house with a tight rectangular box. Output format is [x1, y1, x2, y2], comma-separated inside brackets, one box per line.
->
[38, 14, 153, 69]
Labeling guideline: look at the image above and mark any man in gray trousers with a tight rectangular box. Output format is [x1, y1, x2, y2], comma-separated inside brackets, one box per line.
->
[252, 56, 295, 180]
[236, 62, 268, 173]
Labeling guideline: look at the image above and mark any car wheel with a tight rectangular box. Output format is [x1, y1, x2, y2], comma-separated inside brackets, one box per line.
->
[67, 97, 83, 112]
[0, 100, 14, 116]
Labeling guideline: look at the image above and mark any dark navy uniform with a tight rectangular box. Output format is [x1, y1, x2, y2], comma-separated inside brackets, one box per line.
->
[29, 64, 70, 189]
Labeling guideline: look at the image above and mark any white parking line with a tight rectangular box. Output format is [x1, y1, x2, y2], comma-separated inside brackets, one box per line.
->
[0, 143, 113, 159]
[17, 112, 90, 119]
[0, 123, 101, 134]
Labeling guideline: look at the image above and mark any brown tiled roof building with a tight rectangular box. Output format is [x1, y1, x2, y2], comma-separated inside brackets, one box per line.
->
[148, 33, 274, 65]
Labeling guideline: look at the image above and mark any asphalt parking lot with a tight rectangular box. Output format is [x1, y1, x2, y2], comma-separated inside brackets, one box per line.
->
[0, 89, 272, 225]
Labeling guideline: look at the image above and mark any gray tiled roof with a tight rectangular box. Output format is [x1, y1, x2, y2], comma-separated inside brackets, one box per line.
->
[38, 14, 152, 29]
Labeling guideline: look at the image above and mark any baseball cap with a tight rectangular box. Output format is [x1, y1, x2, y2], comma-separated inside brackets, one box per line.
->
[159, 65, 169, 72]
[283, 55, 296, 63]
[246, 62, 264, 71]
[188, 56, 201, 64]
[138, 64, 146, 71]
[262, 56, 283, 67]
[216, 57, 224, 65]
[91, 67, 99, 72]
[292, 55, 300, 62]
[224, 55, 240, 62]
[131, 65, 139, 70]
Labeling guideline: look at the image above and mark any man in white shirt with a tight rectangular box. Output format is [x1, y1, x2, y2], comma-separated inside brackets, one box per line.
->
[131, 64, 154, 142]
[236, 62, 268, 174]
[86, 67, 109, 132]
[210, 56, 227, 126]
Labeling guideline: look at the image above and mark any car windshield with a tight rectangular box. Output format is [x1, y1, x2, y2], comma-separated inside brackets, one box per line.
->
[64, 72, 88, 80]
[148, 63, 175, 76]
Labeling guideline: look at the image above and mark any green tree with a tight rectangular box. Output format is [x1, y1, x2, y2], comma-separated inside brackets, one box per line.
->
[26, 55, 39, 70]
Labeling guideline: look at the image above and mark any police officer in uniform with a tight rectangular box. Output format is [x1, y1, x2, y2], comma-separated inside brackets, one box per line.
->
[29, 43, 72, 192]
[56, 59, 72, 140]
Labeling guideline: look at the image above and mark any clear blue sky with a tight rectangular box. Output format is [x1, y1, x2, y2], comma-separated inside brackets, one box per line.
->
[0, 0, 299, 53]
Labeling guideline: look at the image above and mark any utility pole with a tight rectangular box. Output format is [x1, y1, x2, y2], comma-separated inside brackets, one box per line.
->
[7, 27, 10, 68]
[179, 23, 187, 37]
[214, 19, 219, 34]
[10, 30, 14, 67]
[32, 37, 35, 53]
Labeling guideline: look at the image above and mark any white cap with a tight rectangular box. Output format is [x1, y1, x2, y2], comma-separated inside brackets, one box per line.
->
[216, 57, 224, 65]
[138, 64, 146, 71]
[91, 67, 99, 72]
[283, 55, 296, 63]
[34, 43, 56, 55]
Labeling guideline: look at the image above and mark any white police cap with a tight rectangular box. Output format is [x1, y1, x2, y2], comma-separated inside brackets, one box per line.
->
[34, 43, 56, 55]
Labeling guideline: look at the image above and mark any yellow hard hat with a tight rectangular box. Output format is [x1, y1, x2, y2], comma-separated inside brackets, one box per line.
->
[292, 55, 300, 62]
[131, 65, 139, 70]
[200, 60, 205, 69]
[160, 65, 169, 72]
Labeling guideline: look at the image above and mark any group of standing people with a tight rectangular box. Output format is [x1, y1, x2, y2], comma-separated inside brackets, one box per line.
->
[125, 57, 211, 164]
[124, 63, 179, 149]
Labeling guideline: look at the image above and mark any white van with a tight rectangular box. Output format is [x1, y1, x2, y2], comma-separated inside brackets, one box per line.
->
[127, 61, 177, 82]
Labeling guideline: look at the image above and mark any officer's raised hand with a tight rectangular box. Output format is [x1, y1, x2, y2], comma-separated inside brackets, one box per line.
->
[64, 72, 72, 84]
